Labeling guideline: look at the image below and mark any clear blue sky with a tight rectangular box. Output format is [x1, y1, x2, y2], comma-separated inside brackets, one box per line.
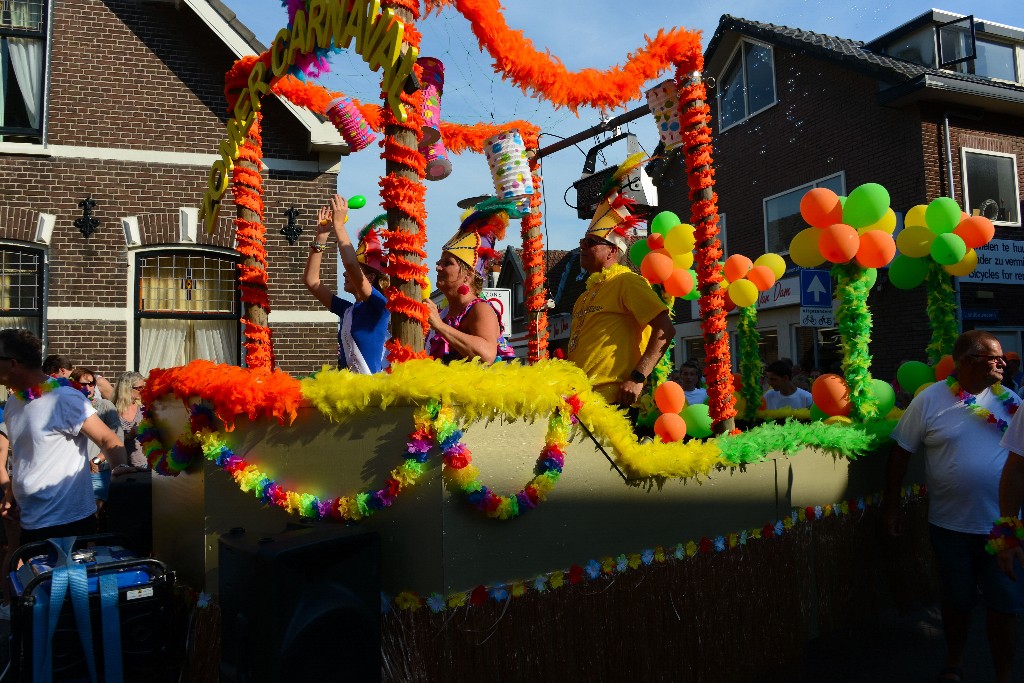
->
[218, 1, 1020, 277]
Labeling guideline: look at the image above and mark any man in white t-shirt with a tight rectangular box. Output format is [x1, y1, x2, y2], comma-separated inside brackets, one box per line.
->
[762, 360, 813, 410]
[679, 361, 707, 406]
[0, 329, 128, 548]
[884, 330, 1022, 683]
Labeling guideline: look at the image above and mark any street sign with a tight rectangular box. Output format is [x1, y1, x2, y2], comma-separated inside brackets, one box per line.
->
[800, 306, 835, 328]
[482, 288, 512, 333]
[799, 269, 832, 307]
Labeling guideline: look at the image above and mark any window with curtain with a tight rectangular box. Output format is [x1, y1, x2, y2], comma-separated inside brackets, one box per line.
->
[136, 252, 240, 374]
[961, 149, 1021, 226]
[0, 246, 42, 336]
[0, 0, 47, 143]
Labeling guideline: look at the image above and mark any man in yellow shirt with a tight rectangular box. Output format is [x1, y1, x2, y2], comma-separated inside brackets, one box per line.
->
[568, 191, 674, 407]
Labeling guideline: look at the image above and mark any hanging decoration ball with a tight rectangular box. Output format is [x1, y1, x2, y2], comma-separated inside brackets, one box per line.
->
[914, 381, 934, 397]
[662, 268, 695, 297]
[869, 379, 897, 418]
[811, 373, 852, 417]
[953, 216, 995, 249]
[672, 251, 694, 270]
[819, 224, 861, 264]
[746, 265, 776, 292]
[934, 354, 955, 381]
[888, 255, 929, 289]
[925, 197, 963, 234]
[930, 232, 968, 266]
[723, 254, 753, 283]
[790, 227, 826, 267]
[647, 232, 666, 250]
[754, 253, 786, 280]
[855, 230, 897, 269]
[859, 208, 897, 235]
[654, 413, 688, 443]
[905, 204, 929, 228]
[641, 250, 675, 284]
[650, 211, 681, 236]
[681, 403, 713, 439]
[842, 183, 890, 229]
[664, 223, 697, 255]
[654, 380, 687, 414]
[896, 360, 935, 396]
[800, 187, 844, 228]
[896, 225, 936, 258]
[727, 279, 759, 308]
[944, 249, 979, 277]
[629, 239, 652, 268]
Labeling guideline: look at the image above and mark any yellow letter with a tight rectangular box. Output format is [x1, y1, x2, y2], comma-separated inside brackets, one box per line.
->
[385, 43, 418, 122]
[232, 87, 252, 122]
[200, 192, 222, 233]
[307, 0, 330, 49]
[343, 0, 367, 53]
[247, 61, 269, 115]
[270, 28, 292, 77]
[286, 10, 309, 67]
[356, 0, 381, 56]
[366, 10, 402, 72]
[328, 0, 352, 50]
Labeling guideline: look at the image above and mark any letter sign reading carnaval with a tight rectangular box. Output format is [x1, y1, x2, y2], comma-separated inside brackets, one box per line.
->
[201, 0, 418, 232]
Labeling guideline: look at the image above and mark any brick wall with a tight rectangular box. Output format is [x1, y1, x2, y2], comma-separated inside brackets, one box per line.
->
[48, 320, 128, 379]
[272, 323, 341, 376]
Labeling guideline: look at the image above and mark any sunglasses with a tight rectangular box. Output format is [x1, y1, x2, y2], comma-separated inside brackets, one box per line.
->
[132, 385, 146, 391]
[579, 236, 615, 249]
[80, 381, 96, 386]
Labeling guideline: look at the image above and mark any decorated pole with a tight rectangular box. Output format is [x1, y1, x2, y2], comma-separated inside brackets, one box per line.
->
[523, 141, 549, 363]
[677, 64, 735, 434]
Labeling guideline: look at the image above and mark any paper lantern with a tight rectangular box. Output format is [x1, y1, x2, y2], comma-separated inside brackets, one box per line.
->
[484, 130, 534, 199]
[324, 96, 376, 152]
[417, 57, 444, 146]
[645, 80, 683, 152]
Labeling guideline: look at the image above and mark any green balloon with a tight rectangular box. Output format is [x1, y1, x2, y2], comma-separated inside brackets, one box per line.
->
[650, 211, 680, 236]
[842, 183, 890, 229]
[925, 197, 961, 234]
[863, 267, 878, 289]
[347, 195, 367, 210]
[869, 379, 896, 418]
[683, 270, 700, 299]
[838, 196, 847, 206]
[930, 232, 967, 266]
[629, 240, 651, 267]
[681, 403, 713, 439]
[809, 404, 829, 422]
[896, 361, 934, 396]
[888, 255, 929, 289]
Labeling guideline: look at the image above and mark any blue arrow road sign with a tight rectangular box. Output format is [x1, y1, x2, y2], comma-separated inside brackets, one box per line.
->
[800, 269, 832, 307]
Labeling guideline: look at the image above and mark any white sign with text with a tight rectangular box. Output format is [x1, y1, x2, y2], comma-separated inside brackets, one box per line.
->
[967, 239, 1024, 285]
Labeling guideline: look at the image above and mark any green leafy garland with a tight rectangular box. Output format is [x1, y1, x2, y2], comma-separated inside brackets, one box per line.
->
[716, 418, 897, 464]
[925, 261, 958, 364]
[832, 263, 879, 422]
[737, 304, 763, 423]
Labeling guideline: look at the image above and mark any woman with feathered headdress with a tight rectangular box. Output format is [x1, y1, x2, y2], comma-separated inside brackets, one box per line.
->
[303, 194, 390, 374]
[427, 197, 522, 364]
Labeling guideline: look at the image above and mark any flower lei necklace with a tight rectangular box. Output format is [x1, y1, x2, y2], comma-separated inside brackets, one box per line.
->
[12, 376, 82, 402]
[946, 375, 1019, 434]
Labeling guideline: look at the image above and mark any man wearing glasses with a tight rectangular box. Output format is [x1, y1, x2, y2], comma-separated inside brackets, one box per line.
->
[0, 329, 128, 548]
[568, 196, 674, 411]
[884, 330, 1023, 683]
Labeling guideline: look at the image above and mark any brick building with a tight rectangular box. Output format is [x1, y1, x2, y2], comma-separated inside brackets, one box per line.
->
[658, 10, 1024, 381]
[0, 0, 349, 379]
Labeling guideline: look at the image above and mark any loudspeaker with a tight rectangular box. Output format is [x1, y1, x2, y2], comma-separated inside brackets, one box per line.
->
[218, 526, 381, 683]
[106, 469, 153, 555]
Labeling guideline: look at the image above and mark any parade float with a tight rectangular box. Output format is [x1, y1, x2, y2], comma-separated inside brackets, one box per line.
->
[139, 1, 997, 679]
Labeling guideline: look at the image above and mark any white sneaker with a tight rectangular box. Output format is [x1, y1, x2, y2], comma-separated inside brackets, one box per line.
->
[0, 602, 10, 620]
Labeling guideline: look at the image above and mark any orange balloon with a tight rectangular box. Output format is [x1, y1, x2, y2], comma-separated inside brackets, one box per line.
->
[818, 224, 860, 264]
[953, 216, 995, 249]
[731, 372, 743, 393]
[654, 380, 687, 414]
[855, 230, 897, 269]
[654, 413, 687, 443]
[934, 354, 955, 381]
[647, 233, 665, 250]
[723, 295, 737, 313]
[641, 251, 674, 284]
[800, 187, 843, 228]
[746, 265, 776, 291]
[811, 373, 852, 417]
[662, 268, 694, 297]
[723, 254, 753, 283]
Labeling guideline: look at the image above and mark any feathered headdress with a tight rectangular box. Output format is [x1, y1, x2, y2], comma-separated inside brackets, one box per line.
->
[355, 214, 388, 273]
[586, 154, 646, 251]
[442, 197, 526, 277]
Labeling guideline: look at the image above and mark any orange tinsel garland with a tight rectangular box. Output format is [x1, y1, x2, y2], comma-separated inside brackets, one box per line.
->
[520, 156, 547, 363]
[677, 67, 735, 430]
[451, 0, 702, 112]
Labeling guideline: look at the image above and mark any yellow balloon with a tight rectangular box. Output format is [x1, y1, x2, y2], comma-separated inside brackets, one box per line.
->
[896, 225, 936, 258]
[905, 204, 928, 229]
[914, 381, 934, 397]
[672, 251, 694, 270]
[754, 253, 787, 280]
[860, 208, 897, 235]
[664, 224, 697, 255]
[728, 279, 759, 308]
[790, 228, 825, 267]
[944, 248, 979, 277]
[824, 415, 853, 426]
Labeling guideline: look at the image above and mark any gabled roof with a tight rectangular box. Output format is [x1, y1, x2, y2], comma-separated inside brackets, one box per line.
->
[705, 13, 1024, 115]
[180, 0, 348, 153]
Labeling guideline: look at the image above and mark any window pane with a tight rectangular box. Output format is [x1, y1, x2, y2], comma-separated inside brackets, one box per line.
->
[684, 337, 706, 367]
[974, 39, 1017, 81]
[939, 24, 972, 66]
[884, 27, 936, 66]
[765, 186, 806, 253]
[1, 36, 45, 134]
[1, 1, 45, 32]
[965, 152, 1019, 224]
[820, 175, 844, 195]
[0, 248, 41, 311]
[718, 55, 745, 128]
[138, 253, 237, 314]
[744, 42, 775, 113]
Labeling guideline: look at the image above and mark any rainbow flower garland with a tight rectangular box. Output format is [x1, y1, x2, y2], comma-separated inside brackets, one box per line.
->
[138, 404, 215, 476]
[946, 375, 1020, 434]
[11, 376, 86, 402]
[986, 516, 1024, 555]
[384, 484, 927, 613]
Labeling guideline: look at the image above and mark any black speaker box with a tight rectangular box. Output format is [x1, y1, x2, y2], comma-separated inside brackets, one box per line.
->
[218, 526, 381, 682]
[106, 469, 153, 555]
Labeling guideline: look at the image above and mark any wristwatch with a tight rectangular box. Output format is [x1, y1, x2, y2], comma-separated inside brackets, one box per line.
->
[629, 369, 647, 384]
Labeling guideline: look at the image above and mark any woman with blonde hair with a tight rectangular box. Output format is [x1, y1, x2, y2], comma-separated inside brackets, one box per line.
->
[114, 371, 148, 469]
